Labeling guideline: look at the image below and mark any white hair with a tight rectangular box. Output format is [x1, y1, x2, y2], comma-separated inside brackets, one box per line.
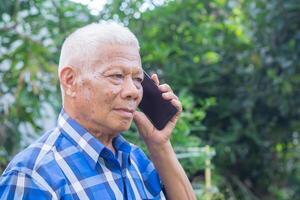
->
[58, 21, 140, 101]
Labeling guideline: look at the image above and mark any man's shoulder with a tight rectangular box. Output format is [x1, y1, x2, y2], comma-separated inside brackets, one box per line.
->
[2, 127, 64, 176]
[1, 127, 70, 192]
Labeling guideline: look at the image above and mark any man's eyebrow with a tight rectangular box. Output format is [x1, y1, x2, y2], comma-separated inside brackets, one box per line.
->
[100, 65, 123, 72]
[136, 69, 144, 75]
[107, 65, 143, 72]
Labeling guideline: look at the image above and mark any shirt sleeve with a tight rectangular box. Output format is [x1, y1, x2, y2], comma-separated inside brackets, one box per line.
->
[0, 170, 53, 200]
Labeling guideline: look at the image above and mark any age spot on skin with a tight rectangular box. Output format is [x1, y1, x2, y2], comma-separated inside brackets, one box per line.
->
[81, 86, 92, 103]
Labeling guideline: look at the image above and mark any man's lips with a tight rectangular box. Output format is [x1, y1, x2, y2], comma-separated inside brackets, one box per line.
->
[113, 108, 135, 118]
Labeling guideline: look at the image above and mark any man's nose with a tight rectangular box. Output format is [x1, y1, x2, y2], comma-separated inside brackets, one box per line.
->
[121, 78, 140, 100]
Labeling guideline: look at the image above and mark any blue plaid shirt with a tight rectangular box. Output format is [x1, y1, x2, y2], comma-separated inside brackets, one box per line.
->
[0, 109, 165, 199]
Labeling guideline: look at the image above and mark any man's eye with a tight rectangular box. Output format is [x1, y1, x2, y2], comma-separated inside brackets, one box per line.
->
[111, 74, 124, 79]
[134, 77, 143, 83]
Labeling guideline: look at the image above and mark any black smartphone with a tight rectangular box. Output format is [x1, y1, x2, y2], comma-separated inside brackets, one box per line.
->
[138, 71, 178, 130]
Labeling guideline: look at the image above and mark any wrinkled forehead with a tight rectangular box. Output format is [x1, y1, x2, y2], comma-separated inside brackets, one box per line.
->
[88, 44, 142, 71]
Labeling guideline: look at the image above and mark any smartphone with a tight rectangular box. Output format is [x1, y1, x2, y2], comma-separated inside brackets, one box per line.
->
[138, 71, 178, 130]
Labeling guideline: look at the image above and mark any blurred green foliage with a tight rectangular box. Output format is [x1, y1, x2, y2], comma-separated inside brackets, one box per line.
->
[1, 0, 300, 199]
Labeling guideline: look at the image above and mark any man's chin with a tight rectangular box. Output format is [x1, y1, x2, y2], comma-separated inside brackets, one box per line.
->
[113, 119, 132, 133]
[121, 120, 132, 132]
[120, 123, 132, 132]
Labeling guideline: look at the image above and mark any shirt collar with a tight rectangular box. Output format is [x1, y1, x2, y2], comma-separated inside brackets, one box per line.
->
[57, 109, 132, 169]
[113, 134, 132, 154]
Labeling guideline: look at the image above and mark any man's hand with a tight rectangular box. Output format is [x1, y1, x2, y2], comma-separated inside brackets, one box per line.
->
[133, 73, 182, 146]
[133, 73, 196, 200]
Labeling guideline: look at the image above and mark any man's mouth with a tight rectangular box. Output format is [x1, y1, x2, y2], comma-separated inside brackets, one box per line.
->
[113, 108, 135, 118]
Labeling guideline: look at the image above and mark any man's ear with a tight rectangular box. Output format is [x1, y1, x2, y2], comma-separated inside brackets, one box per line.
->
[60, 66, 77, 97]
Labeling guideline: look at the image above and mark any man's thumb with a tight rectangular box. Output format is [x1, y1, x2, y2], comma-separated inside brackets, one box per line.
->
[133, 111, 152, 135]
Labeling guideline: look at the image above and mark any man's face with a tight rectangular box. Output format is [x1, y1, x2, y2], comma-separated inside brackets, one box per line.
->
[74, 44, 143, 134]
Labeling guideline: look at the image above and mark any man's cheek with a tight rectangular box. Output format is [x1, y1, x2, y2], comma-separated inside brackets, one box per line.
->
[83, 89, 93, 103]
[136, 90, 143, 104]
[103, 88, 120, 103]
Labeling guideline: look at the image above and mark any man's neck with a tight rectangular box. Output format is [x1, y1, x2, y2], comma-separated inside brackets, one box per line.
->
[63, 105, 117, 154]
[91, 130, 116, 154]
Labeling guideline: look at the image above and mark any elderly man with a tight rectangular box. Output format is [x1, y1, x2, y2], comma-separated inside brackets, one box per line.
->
[0, 22, 196, 199]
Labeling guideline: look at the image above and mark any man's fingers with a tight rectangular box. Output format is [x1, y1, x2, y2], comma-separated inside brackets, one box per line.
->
[158, 84, 172, 93]
[151, 74, 159, 85]
[162, 92, 178, 101]
[163, 99, 182, 132]
[171, 99, 183, 113]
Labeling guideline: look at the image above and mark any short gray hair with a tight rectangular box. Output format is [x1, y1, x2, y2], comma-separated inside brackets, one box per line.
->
[58, 21, 140, 75]
[58, 21, 140, 101]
